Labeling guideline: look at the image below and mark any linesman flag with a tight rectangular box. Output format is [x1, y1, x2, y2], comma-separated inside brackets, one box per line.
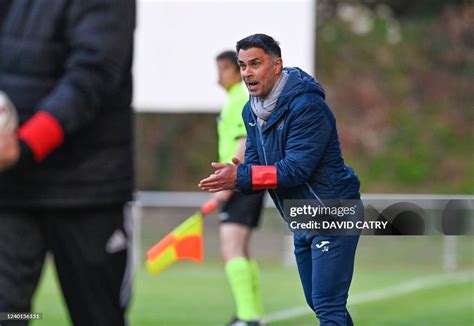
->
[146, 199, 218, 275]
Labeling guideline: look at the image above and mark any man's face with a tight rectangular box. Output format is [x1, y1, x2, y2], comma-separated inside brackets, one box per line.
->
[238, 47, 282, 98]
[217, 59, 241, 90]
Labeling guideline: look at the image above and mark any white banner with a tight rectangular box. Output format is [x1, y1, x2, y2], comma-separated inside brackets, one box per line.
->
[133, 0, 316, 112]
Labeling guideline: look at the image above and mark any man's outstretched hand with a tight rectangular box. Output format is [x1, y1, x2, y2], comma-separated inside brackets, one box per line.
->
[198, 157, 241, 192]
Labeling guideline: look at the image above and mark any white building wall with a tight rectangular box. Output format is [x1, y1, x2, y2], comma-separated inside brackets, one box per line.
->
[133, 0, 316, 112]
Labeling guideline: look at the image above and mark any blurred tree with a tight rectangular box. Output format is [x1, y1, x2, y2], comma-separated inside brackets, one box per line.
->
[315, 2, 473, 193]
[318, 0, 468, 17]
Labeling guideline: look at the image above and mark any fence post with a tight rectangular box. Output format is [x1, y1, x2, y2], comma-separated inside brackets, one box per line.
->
[443, 236, 457, 272]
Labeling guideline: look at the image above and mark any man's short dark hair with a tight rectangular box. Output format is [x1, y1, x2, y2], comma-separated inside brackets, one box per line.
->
[216, 50, 239, 72]
[236, 34, 281, 58]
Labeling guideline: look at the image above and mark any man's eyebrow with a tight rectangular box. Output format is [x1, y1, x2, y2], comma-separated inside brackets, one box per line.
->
[238, 58, 262, 64]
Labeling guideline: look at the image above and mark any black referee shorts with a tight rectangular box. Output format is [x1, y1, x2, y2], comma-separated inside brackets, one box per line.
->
[219, 191, 265, 228]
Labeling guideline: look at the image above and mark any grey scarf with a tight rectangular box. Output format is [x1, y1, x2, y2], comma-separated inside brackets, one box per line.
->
[250, 70, 289, 127]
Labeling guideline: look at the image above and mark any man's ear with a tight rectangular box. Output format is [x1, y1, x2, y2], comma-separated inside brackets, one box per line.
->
[274, 57, 283, 74]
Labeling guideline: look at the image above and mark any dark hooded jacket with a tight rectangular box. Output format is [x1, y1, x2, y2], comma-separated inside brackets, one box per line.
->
[0, 0, 135, 207]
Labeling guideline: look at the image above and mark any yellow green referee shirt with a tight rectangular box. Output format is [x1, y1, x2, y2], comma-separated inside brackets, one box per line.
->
[217, 82, 249, 163]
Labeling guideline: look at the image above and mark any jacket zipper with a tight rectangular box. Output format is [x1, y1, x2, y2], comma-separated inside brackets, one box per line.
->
[305, 182, 326, 207]
[254, 117, 287, 221]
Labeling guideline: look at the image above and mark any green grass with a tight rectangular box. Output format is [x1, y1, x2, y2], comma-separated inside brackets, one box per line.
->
[271, 281, 474, 326]
[31, 237, 474, 325]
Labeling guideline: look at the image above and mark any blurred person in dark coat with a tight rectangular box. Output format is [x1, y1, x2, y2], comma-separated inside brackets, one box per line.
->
[0, 1, 136, 325]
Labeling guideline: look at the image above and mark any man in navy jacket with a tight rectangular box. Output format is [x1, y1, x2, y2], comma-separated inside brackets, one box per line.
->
[200, 34, 362, 326]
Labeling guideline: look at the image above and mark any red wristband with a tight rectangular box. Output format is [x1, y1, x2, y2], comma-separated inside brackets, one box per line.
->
[251, 165, 277, 190]
[18, 112, 64, 162]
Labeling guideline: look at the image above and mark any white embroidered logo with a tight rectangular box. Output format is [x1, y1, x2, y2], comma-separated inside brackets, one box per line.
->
[315, 240, 330, 252]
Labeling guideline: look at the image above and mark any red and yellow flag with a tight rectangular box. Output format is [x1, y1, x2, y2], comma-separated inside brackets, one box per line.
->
[146, 199, 218, 275]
